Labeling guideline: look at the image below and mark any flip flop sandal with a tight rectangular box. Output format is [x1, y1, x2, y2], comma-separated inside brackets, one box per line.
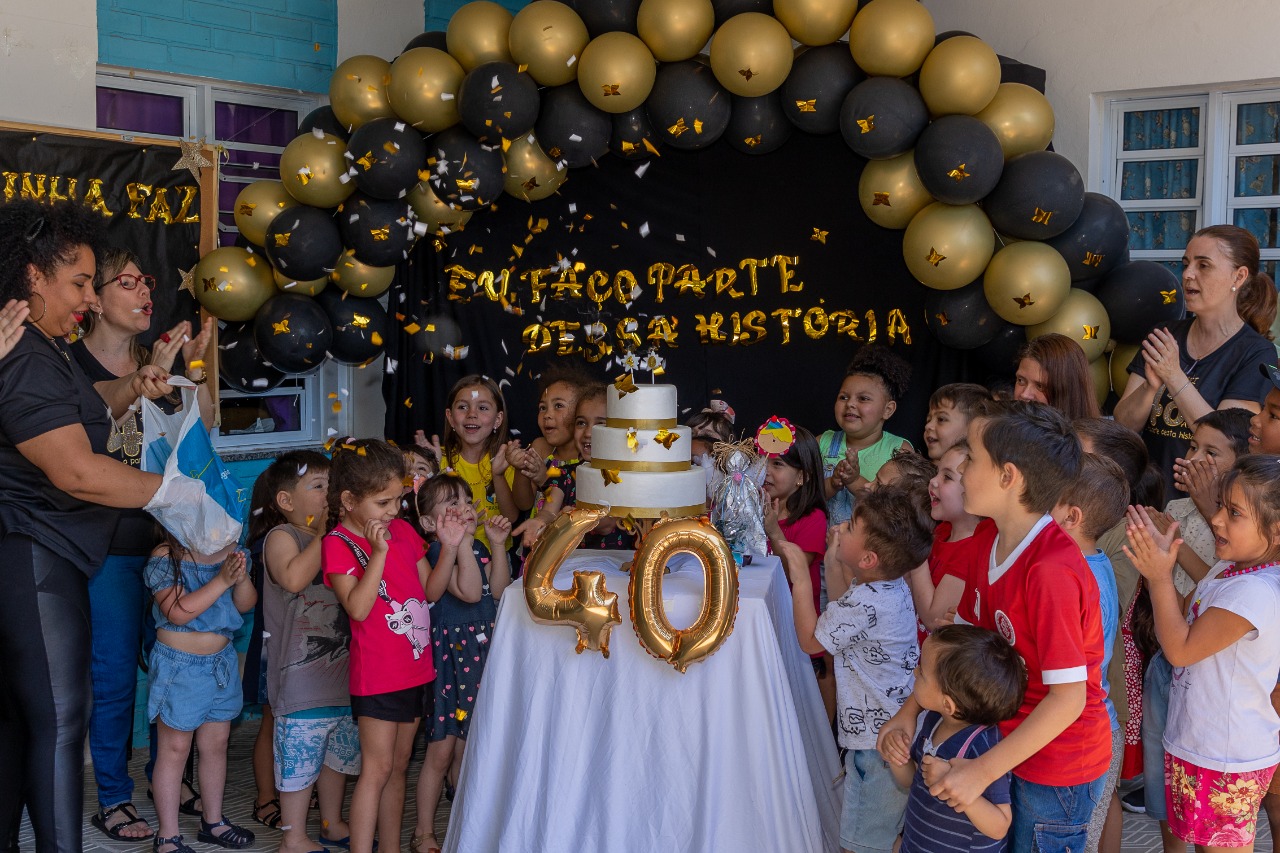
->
[153, 834, 197, 853]
[150, 778, 203, 817]
[197, 818, 256, 850]
[319, 836, 351, 849]
[252, 798, 282, 829]
[91, 802, 154, 841]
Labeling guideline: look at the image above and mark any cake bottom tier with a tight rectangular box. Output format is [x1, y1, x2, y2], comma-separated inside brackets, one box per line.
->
[575, 463, 708, 518]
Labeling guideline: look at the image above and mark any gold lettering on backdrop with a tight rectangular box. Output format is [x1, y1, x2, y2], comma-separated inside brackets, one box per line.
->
[81, 179, 113, 217]
[886, 308, 911, 344]
[145, 187, 174, 224]
[646, 316, 678, 347]
[47, 176, 77, 203]
[173, 186, 200, 223]
[673, 264, 706, 298]
[803, 306, 827, 339]
[523, 268, 548, 303]
[478, 269, 509, 301]
[615, 317, 642, 350]
[865, 309, 878, 343]
[1, 172, 15, 201]
[553, 267, 582, 299]
[771, 308, 801, 344]
[548, 320, 581, 355]
[738, 258, 763, 296]
[694, 313, 728, 343]
[523, 323, 552, 354]
[648, 262, 675, 303]
[771, 255, 803, 293]
[586, 270, 611, 306]
[125, 183, 153, 218]
[714, 268, 742, 299]
[21, 173, 46, 200]
[613, 269, 638, 304]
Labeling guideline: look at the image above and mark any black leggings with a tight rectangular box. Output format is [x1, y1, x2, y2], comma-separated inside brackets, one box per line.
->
[0, 534, 92, 853]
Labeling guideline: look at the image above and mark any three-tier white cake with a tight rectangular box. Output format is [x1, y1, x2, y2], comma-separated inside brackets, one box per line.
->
[576, 382, 707, 518]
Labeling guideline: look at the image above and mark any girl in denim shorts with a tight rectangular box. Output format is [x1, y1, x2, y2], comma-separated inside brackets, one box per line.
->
[144, 533, 258, 853]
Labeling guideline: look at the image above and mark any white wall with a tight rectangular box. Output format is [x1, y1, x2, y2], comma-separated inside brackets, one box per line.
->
[336, 0, 423, 62]
[922, 0, 1280, 185]
[0, 0, 97, 130]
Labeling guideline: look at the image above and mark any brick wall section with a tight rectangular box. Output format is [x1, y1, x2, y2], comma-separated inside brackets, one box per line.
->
[423, 0, 525, 35]
[99, 0, 338, 92]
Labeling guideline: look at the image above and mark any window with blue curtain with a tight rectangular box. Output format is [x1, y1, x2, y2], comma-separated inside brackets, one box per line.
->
[1118, 106, 1201, 252]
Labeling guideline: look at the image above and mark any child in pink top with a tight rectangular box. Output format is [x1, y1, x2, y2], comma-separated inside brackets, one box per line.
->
[322, 440, 463, 853]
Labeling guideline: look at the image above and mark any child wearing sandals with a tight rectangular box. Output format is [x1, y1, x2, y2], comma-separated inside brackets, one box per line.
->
[410, 474, 512, 853]
[144, 533, 258, 853]
[254, 451, 361, 853]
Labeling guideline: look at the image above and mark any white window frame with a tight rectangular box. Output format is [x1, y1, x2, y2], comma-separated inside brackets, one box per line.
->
[1096, 80, 1280, 278]
[95, 67, 355, 452]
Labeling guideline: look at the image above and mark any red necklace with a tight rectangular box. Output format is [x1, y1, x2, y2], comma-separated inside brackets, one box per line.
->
[1221, 561, 1280, 578]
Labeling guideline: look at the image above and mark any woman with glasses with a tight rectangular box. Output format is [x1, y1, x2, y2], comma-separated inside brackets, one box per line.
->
[0, 200, 173, 853]
[70, 247, 213, 842]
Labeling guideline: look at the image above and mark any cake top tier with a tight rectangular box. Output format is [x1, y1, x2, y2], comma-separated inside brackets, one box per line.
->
[607, 382, 677, 426]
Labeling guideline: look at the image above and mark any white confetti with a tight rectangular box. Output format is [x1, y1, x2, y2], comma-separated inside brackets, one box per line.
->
[676, 233, 685, 242]
[707, 247, 717, 258]
[385, 358, 398, 374]
[639, 222, 650, 238]
[566, 54, 577, 67]
[569, 203, 577, 214]
[252, 378, 270, 388]
[311, 127, 324, 139]
[394, 122, 405, 132]
[635, 162, 650, 178]
[441, 92, 454, 101]
[569, 133, 582, 142]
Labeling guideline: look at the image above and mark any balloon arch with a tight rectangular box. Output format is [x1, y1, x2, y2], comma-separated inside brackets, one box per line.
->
[199, 0, 1185, 401]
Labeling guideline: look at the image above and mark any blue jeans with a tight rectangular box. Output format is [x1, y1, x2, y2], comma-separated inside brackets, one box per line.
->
[87, 553, 149, 809]
[1142, 650, 1174, 822]
[1009, 773, 1106, 852]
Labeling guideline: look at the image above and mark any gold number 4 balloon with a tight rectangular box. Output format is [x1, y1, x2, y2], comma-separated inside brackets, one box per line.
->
[523, 510, 740, 671]
[629, 516, 739, 673]
[523, 507, 623, 656]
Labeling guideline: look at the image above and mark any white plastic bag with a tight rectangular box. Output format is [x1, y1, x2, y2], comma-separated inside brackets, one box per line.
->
[140, 380, 247, 554]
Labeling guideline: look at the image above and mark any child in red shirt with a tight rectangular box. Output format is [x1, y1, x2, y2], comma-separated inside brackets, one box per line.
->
[323, 440, 462, 853]
[879, 402, 1110, 853]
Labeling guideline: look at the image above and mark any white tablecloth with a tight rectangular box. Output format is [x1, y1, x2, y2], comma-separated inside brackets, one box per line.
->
[443, 551, 841, 853]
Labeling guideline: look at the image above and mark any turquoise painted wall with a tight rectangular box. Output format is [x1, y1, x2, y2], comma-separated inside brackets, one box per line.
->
[98, 0, 338, 92]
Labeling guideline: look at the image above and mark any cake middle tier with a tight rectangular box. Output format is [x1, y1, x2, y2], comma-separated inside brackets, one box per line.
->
[588, 425, 691, 470]
[575, 462, 708, 519]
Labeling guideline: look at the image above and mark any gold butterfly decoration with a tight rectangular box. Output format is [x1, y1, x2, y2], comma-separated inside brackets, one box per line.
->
[743, 135, 762, 148]
[602, 84, 621, 96]
[1031, 208, 1054, 225]
[351, 313, 371, 329]
[273, 233, 291, 247]
[795, 99, 817, 113]
[627, 428, 639, 451]
[738, 68, 755, 81]
[1160, 290, 1178, 305]
[237, 202, 256, 216]
[947, 164, 971, 181]
[926, 248, 946, 266]
[856, 116, 875, 134]
[668, 118, 690, 137]
[1084, 251, 1105, 267]
[614, 373, 639, 397]
[1013, 293, 1036, 309]
[872, 192, 891, 206]
[811, 228, 828, 244]
[935, 312, 950, 326]
[601, 468, 622, 486]
[1082, 325, 1099, 340]
[272, 319, 291, 335]
[653, 429, 679, 449]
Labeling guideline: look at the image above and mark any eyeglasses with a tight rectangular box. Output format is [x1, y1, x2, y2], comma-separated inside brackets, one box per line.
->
[105, 273, 157, 291]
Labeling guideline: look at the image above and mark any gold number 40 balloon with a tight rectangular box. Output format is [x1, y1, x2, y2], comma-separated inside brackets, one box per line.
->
[524, 507, 623, 656]
[629, 516, 739, 673]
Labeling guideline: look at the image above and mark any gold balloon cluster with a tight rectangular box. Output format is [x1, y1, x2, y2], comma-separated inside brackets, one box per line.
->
[709, 13, 794, 97]
[279, 132, 354, 209]
[578, 32, 657, 113]
[637, 0, 715, 62]
[503, 134, 567, 201]
[774, 0, 858, 47]
[329, 55, 395, 132]
[446, 0, 514, 70]
[509, 0, 590, 86]
[849, 0, 935, 77]
[193, 246, 275, 322]
[903, 203, 996, 290]
[233, 181, 296, 247]
[388, 48, 464, 132]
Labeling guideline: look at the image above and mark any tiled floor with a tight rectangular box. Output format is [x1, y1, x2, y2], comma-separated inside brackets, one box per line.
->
[29, 719, 1275, 852]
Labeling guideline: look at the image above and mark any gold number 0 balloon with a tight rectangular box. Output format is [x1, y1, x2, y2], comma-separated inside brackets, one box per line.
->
[629, 517, 739, 673]
[523, 507, 622, 656]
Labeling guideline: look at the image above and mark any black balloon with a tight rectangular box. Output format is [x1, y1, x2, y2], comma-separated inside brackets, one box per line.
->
[427, 126, 507, 209]
[712, 0, 771, 27]
[974, 322, 1026, 375]
[403, 31, 448, 53]
[458, 61, 540, 143]
[781, 45, 865, 135]
[924, 280, 1005, 349]
[299, 106, 349, 141]
[345, 117, 428, 200]
[726, 91, 793, 155]
[982, 151, 1084, 240]
[914, 115, 1005, 205]
[1044, 192, 1132, 285]
[338, 192, 419, 267]
[646, 60, 731, 151]
[413, 313, 463, 357]
[610, 107, 662, 160]
[1095, 261, 1185, 343]
[535, 85, 611, 168]
[264, 206, 343, 282]
[253, 294, 334, 375]
[568, 0, 640, 36]
[314, 289, 389, 365]
[839, 77, 929, 160]
[217, 322, 286, 393]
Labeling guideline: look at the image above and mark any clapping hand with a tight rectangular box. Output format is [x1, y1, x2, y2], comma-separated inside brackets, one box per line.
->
[831, 448, 861, 491]
[1141, 327, 1184, 388]
[437, 507, 468, 549]
[413, 430, 443, 463]
[1174, 455, 1220, 518]
[1122, 505, 1182, 585]
[0, 299, 29, 360]
[218, 550, 248, 588]
[483, 512, 512, 546]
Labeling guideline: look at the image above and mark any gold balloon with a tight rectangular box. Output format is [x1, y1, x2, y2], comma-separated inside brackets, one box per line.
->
[848, 0, 936, 78]
[504, 134, 568, 201]
[1090, 355, 1112, 408]
[637, 0, 715, 62]
[774, 0, 858, 47]
[1111, 342, 1141, 398]
[273, 267, 327, 298]
[976, 83, 1056, 159]
[628, 516, 739, 673]
[192, 247, 275, 322]
[279, 132, 355, 209]
[446, 0, 514, 71]
[509, 0, 590, 86]
[577, 32, 657, 113]
[233, 181, 296, 247]
[1026, 288, 1112, 362]
[919, 36, 1002, 117]
[329, 55, 395, 132]
[388, 48, 465, 133]
[330, 249, 395, 298]
[903, 202, 995, 290]
[407, 181, 473, 235]
[859, 151, 933, 229]
[709, 12, 794, 98]
[523, 507, 622, 657]
[983, 241, 1072, 325]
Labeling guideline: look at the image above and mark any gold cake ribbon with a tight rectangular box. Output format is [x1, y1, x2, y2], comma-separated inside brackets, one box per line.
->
[577, 501, 706, 519]
[592, 459, 691, 472]
[606, 417, 677, 429]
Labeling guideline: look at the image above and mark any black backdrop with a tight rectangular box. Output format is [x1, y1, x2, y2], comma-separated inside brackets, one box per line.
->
[383, 61, 1046, 447]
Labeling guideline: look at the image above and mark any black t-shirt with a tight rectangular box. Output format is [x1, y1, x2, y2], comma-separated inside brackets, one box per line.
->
[1127, 318, 1276, 498]
[70, 340, 166, 556]
[0, 327, 119, 573]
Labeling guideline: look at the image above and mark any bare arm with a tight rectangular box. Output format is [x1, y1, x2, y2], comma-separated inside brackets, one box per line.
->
[328, 520, 390, 622]
[154, 550, 250, 625]
[92, 364, 173, 420]
[1112, 373, 1158, 432]
[263, 528, 323, 595]
[777, 540, 827, 656]
[963, 799, 1013, 841]
[17, 424, 161, 507]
